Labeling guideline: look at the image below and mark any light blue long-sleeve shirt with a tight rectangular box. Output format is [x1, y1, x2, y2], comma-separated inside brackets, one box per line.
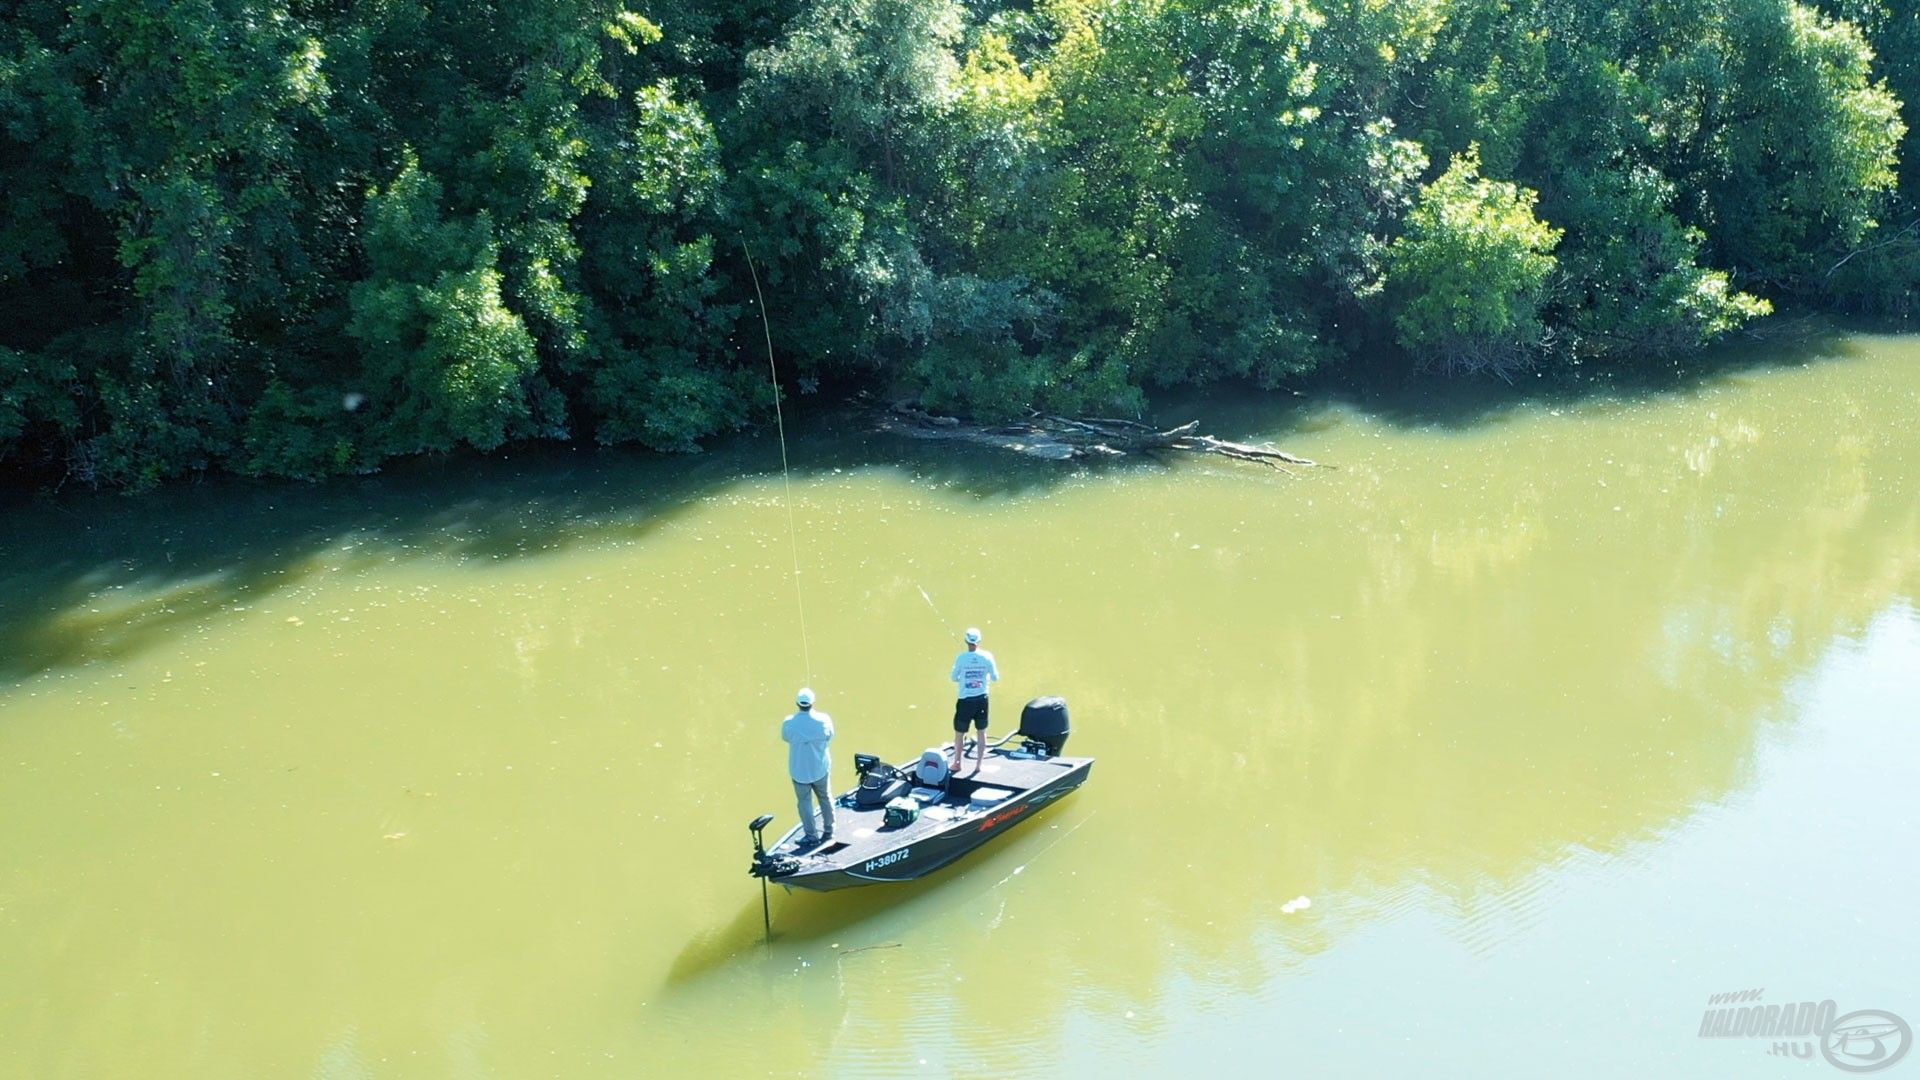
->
[781, 708, 834, 784]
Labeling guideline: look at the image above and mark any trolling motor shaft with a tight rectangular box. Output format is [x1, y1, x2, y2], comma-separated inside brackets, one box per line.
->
[748, 813, 776, 944]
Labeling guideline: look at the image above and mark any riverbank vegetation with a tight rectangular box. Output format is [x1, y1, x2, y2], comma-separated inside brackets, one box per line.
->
[1, 0, 1914, 487]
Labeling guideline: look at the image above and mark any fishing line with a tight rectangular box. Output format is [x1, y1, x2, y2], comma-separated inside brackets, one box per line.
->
[743, 241, 812, 687]
[990, 810, 1097, 890]
[915, 583, 957, 638]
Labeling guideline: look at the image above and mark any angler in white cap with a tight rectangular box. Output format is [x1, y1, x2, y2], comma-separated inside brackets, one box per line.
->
[781, 687, 835, 846]
[949, 627, 1000, 774]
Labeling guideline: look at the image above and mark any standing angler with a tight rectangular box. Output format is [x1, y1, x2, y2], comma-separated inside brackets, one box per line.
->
[950, 628, 1000, 774]
[782, 688, 834, 846]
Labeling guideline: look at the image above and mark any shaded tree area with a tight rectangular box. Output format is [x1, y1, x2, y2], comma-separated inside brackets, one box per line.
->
[0, 0, 1911, 487]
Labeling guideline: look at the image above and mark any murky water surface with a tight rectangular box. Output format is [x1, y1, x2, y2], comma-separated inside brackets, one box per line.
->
[3, 334, 1917, 1077]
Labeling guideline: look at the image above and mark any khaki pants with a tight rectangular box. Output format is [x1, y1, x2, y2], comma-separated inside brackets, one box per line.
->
[793, 776, 834, 839]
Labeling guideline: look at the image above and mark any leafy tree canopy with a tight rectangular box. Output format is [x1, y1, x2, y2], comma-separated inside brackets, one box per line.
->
[0, 0, 1911, 485]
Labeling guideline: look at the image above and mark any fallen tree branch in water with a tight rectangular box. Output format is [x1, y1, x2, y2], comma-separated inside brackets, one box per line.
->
[869, 402, 1318, 471]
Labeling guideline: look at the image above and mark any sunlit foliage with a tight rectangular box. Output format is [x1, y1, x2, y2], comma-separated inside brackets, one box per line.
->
[0, 0, 1910, 485]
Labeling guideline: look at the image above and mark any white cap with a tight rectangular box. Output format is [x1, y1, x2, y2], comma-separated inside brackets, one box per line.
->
[796, 687, 815, 707]
[964, 627, 981, 644]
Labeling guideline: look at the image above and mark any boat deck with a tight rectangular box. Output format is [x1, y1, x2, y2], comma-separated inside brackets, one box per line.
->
[771, 748, 1087, 865]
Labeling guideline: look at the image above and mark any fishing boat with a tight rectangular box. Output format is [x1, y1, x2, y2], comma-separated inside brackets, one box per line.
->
[749, 697, 1090, 891]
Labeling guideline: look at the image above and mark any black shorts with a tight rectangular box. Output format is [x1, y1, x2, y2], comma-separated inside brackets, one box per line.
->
[952, 695, 989, 732]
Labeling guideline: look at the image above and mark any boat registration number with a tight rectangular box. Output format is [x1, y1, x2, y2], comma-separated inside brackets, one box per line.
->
[865, 848, 910, 874]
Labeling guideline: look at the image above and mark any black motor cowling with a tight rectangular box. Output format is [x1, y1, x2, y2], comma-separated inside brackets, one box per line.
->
[1018, 696, 1071, 756]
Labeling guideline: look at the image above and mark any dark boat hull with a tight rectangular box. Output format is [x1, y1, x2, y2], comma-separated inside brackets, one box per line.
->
[756, 753, 1092, 891]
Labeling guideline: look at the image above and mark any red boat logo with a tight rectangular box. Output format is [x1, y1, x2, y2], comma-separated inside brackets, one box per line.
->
[977, 803, 1029, 831]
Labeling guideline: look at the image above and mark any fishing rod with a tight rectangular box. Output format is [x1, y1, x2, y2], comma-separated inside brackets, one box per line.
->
[741, 240, 812, 948]
[915, 582, 958, 639]
[742, 239, 811, 690]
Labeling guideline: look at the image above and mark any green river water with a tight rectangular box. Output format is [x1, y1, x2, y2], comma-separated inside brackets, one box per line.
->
[2, 332, 1917, 1078]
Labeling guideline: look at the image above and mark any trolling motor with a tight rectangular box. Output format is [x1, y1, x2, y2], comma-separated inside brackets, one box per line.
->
[748, 812, 808, 941]
[748, 814, 801, 882]
[749, 813, 775, 861]
[748, 816, 792, 874]
[748, 813, 776, 943]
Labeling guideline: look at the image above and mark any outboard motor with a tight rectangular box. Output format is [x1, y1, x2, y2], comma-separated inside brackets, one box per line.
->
[1018, 696, 1071, 756]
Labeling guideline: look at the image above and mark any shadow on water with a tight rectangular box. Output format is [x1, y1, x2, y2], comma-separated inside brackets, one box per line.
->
[1158, 317, 1858, 435]
[1347, 317, 1863, 426]
[665, 880, 933, 986]
[0, 318, 1874, 686]
[666, 798, 1091, 987]
[0, 404, 1087, 685]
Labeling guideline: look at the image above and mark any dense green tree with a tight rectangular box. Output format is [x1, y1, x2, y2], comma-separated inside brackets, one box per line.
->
[1810, 0, 1920, 314]
[1385, 149, 1562, 374]
[1816, 0, 1920, 194]
[0, 0, 1914, 487]
[1668, 1, 1903, 283]
[346, 157, 541, 459]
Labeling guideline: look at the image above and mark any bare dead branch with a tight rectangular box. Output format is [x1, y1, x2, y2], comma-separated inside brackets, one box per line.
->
[870, 400, 1319, 472]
